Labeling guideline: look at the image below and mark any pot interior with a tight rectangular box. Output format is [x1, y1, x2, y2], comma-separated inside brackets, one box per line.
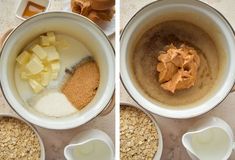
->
[121, 0, 235, 117]
[0, 12, 114, 128]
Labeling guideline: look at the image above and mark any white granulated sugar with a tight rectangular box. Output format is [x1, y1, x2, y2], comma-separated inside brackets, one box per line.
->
[33, 91, 77, 117]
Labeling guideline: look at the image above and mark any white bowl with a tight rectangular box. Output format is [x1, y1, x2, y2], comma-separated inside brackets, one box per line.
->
[0, 113, 45, 160]
[16, 0, 51, 20]
[0, 12, 115, 129]
[120, 103, 163, 160]
[64, 129, 114, 160]
[120, 0, 235, 119]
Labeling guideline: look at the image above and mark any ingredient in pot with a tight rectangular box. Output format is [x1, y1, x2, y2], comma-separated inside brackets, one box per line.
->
[31, 90, 77, 117]
[0, 117, 41, 160]
[62, 59, 99, 110]
[156, 43, 200, 93]
[120, 106, 158, 160]
[16, 32, 61, 93]
[71, 0, 115, 22]
[22, 1, 45, 19]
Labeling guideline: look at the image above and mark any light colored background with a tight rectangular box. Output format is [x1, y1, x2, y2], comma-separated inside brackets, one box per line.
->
[120, 0, 235, 160]
[0, 0, 115, 160]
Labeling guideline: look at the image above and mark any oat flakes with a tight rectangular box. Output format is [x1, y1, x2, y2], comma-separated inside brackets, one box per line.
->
[0, 117, 41, 160]
[120, 106, 158, 160]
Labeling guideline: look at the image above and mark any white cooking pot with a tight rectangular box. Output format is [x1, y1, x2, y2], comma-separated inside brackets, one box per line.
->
[120, 0, 235, 118]
[0, 12, 115, 129]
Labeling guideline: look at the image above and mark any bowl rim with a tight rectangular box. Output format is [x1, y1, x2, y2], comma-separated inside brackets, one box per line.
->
[120, 102, 163, 159]
[0, 11, 115, 129]
[0, 113, 45, 160]
[120, 0, 235, 119]
[64, 129, 115, 159]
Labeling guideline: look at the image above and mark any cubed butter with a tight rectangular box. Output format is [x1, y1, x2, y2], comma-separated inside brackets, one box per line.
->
[51, 72, 58, 80]
[28, 79, 44, 93]
[47, 32, 56, 44]
[40, 71, 51, 86]
[43, 46, 60, 61]
[20, 72, 31, 80]
[16, 32, 62, 93]
[50, 61, 60, 72]
[31, 74, 42, 82]
[26, 55, 44, 74]
[43, 65, 50, 72]
[40, 36, 50, 46]
[16, 51, 31, 65]
[32, 45, 47, 60]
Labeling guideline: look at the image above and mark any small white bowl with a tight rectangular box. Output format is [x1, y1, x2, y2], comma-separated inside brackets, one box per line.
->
[0, 113, 45, 160]
[64, 129, 114, 160]
[120, 103, 163, 160]
[16, 0, 51, 20]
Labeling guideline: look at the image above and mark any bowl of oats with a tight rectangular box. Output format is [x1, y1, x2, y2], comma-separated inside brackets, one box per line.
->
[0, 113, 45, 160]
[120, 103, 163, 160]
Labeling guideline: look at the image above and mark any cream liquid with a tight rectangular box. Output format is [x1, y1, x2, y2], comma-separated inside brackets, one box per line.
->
[191, 128, 230, 160]
[14, 33, 91, 113]
[133, 21, 220, 106]
[72, 140, 112, 160]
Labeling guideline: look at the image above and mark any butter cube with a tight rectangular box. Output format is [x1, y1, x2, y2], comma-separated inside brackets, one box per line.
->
[43, 65, 50, 72]
[50, 61, 60, 72]
[31, 74, 42, 82]
[43, 46, 60, 61]
[51, 72, 58, 80]
[40, 71, 51, 86]
[16, 51, 31, 65]
[28, 79, 44, 93]
[47, 32, 56, 44]
[20, 72, 30, 80]
[32, 45, 47, 60]
[26, 55, 44, 74]
[40, 36, 50, 46]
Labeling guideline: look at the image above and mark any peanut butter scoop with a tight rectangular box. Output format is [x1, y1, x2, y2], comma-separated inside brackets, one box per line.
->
[71, 0, 115, 22]
[156, 44, 200, 93]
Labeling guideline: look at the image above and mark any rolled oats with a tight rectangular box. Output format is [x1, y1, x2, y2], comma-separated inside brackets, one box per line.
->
[0, 117, 41, 160]
[120, 106, 159, 160]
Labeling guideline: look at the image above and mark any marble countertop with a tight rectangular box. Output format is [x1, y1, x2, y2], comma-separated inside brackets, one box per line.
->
[120, 0, 235, 159]
[0, 1, 115, 160]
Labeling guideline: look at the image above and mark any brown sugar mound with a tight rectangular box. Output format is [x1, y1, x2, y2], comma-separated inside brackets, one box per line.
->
[62, 60, 100, 110]
[156, 44, 200, 93]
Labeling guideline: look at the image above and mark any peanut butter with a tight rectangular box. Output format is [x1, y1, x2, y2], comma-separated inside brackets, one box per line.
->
[71, 0, 115, 22]
[157, 44, 200, 93]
